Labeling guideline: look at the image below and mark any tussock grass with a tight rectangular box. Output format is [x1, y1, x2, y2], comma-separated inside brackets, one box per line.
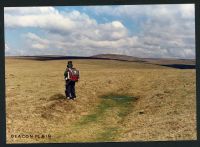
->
[5, 58, 196, 143]
[49, 93, 66, 101]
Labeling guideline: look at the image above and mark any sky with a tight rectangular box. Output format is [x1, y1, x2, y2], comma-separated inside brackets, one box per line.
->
[4, 4, 195, 59]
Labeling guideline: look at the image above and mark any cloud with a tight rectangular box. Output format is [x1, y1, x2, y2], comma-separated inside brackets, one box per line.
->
[5, 7, 128, 41]
[4, 5, 195, 59]
[5, 43, 13, 56]
[180, 4, 195, 18]
[91, 4, 195, 59]
[90, 4, 194, 19]
[5, 9, 75, 33]
[5, 43, 10, 51]
[4, 7, 57, 15]
[25, 32, 49, 49]
[5, 43, 26, 56]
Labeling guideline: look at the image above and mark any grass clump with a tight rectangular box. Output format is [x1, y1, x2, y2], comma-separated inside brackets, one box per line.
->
[49, 93, 66, 101]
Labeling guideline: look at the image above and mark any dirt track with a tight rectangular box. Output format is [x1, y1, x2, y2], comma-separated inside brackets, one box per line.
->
[5, 58, 196, 143]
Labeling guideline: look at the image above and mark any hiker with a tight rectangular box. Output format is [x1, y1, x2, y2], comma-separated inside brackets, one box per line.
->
[64, 61, 79, 100]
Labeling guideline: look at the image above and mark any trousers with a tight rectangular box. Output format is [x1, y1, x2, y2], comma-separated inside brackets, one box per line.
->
[65, 80, 76, 98]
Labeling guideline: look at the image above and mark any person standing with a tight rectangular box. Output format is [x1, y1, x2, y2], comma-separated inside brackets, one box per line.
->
[64, 61, 79, 100]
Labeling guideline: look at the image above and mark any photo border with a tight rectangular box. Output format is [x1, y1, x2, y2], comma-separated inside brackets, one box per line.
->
[0, 0, 199, 147]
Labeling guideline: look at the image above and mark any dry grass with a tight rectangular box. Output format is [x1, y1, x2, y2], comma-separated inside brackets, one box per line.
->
[5, 58, 196, 143]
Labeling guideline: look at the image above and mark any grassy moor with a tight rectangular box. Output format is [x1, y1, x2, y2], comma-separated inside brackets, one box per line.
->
[5, 56, 196, 143]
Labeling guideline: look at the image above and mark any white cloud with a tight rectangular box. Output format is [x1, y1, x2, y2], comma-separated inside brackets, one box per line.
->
[180, 4, 195, 18]
[4, 5, 195, 59]
[5, 11, 75, 32]
[5, 43, 10, 51]
[31, 43, 48, 49]
[5, 43, 13, 55]
[5, 43, 26, 56]
[26, 32, 48, 44]
[4, 7, 57, 15]
[5, 7, 128, 41]
[24, 32, 49, 49]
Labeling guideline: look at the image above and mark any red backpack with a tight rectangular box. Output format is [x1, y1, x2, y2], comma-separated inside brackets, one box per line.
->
[68, 68, 79, 82]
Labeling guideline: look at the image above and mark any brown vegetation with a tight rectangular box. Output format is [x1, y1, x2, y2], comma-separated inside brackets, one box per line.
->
[5, 58, 196, 143]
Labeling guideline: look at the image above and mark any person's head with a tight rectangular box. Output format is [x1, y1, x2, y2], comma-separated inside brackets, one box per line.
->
[67, 61, 73, 68]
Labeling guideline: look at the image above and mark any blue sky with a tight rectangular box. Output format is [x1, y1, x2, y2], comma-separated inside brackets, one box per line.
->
[4, 5, 195, 59]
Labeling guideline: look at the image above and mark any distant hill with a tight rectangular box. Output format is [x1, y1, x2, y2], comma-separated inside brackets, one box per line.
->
[91, 54, 143, 62]
[92, 54, 195, 64]
[6, 54, 195, 69]
[142, 58, 195, 65]
[91, 54, 195, 69]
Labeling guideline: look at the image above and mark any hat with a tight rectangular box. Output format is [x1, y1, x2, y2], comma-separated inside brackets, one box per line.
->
[68, 61, 72, 64]
[67, 61, 73, 68]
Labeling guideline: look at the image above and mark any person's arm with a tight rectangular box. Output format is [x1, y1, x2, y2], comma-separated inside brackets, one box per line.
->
[64, 68, 71, 80]
[64, 69, 68, 80]
[67, 70, 70, 80]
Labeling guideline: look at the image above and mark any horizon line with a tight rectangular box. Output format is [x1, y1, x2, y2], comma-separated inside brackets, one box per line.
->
[4, 54, 196, 60]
